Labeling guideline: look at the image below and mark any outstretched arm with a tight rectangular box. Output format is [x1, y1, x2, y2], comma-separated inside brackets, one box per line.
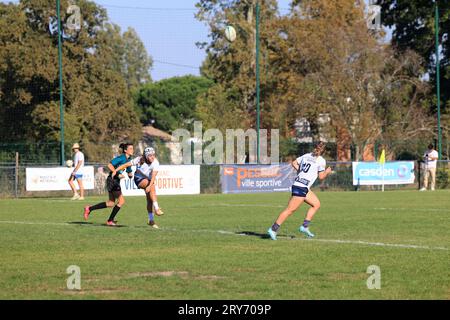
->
[111, 162, 132, 177]
[318, 167, 332, 180]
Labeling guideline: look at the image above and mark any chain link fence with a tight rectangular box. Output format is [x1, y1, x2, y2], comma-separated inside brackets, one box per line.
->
[2, 161, 450, 198]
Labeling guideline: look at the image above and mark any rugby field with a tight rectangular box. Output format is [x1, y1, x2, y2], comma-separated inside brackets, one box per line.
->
[0, 190, 449, 299]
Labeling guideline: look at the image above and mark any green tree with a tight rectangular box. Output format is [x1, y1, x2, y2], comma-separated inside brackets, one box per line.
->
[122, 27, 153, 90]
[277, 0, 433, 160]
[196, 0, 280, 131]
[0, 0, 143, 162]
[134, 75, 213, 132]
[196, 84, 245, 132]
[379, 0, 450, 136]
[195, 0, 434, 160]
[97, 25, 153, 93]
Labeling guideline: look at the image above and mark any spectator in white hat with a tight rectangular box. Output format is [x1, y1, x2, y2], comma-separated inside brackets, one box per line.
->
[68, 143, 85, 200]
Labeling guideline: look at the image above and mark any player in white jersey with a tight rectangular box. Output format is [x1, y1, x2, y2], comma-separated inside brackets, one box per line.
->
[68, 143, 85, 200]
[267, 142, 332, 240]
[112, 147, 164, 228]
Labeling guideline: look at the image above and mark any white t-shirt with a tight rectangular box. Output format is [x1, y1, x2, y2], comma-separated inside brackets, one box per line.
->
[293, 153, 326, 189]
[73, 151, 84, 170]
[130, 156, 160, 179]
[424, 149, 438, 169]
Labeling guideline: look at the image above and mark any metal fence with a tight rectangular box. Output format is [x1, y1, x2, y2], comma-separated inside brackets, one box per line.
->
[1, 161, 450, 198]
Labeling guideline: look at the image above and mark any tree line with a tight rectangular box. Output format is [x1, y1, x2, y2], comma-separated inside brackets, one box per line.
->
[1, 0, 448, 163]
[195, 0, 450, 160]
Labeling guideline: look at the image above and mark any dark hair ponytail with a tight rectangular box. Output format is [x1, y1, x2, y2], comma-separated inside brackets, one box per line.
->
[119, 143, 132, 153]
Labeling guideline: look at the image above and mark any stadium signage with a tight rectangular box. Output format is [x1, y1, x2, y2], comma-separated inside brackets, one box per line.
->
[359, 168, 395, 177]
[121, 165, 200, 196]
[26, 166, 95, 191]
[221, 164, 294, 194]
[352, 161, 415, 185]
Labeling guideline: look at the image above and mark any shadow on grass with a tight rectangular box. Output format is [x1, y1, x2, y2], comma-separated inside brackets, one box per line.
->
[67, 221, 127, 228]
[237, 231, 296, 240]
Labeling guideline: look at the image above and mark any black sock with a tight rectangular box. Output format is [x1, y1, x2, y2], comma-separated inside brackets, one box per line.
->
[89, 202, 107, 212]
[108, 205, 121, 222]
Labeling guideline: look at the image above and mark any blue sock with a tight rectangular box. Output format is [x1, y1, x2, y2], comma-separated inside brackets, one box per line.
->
[271, 223, 280, 232]
[302, 219, 311, 228]
[148, 212, 154, 221]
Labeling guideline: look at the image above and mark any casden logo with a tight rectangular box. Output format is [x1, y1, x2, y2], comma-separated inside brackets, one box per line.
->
[358, 167, 395, 177]
[397, 165, 409, 178]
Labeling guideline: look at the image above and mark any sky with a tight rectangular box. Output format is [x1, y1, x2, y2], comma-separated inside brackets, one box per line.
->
[0, 0, 292, 81]
[2, 0, 388, 81]
[95, 0, 292, 81]
[96, 0, 211, 81]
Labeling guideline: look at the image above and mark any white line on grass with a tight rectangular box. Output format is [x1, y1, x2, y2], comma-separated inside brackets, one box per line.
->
[205, 229, 450, 250]
[170, 203, 285, 209]
[0, 220, 448, 251]
[0, 220, 71, 226]
[374, 207, 450, 213]
[220, 204, 284, 208]
[292, 238, 450, 251]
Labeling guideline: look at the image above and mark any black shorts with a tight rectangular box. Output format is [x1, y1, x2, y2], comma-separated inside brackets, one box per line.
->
[106, 175, 121, 193]
[291, 185, 309, 198]
[134, 171, 152, 189]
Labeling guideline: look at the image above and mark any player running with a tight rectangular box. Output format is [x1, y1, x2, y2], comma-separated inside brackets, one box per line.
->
[113, 147, 164, 228]
[267, 141, 332, 240]
[83, 143, 134, 226]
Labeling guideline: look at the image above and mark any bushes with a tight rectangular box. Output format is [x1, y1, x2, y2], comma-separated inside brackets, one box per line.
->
[436, 168, 450, 189]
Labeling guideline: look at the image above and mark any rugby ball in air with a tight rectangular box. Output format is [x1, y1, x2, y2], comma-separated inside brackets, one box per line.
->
[224, 25, 236, 42]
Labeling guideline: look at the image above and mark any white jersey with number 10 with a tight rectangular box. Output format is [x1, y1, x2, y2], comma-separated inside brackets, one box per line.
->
[292, 153, 326, 189]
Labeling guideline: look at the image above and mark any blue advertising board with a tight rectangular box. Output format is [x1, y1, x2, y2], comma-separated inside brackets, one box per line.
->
[352, 161, 415, 186]
[221, 164, 295, 194]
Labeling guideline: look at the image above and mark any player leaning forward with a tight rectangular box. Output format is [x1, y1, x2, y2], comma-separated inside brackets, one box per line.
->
[113, 147, 164, 228]
[267, 142, 333, 240]
[84, 143, 134, 226]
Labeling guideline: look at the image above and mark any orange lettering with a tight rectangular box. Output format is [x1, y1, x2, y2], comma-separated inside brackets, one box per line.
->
[236, 168, 247, 186]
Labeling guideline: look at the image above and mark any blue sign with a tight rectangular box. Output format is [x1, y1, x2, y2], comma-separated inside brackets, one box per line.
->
[221, 164, 295, 194]
[352, 161, 415, 185]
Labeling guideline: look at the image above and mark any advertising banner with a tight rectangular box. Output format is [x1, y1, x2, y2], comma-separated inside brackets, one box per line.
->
[352, 161, 415, 186]
[121, 165, 200, 196]
[221, 164, 295, 194]
[26, 166, 95, 191]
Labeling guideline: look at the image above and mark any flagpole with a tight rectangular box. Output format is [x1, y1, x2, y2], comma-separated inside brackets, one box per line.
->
[379, 149, 385, 192]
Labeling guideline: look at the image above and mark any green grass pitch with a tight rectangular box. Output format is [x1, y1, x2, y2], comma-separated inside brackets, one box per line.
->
[0, 190, 449, 299]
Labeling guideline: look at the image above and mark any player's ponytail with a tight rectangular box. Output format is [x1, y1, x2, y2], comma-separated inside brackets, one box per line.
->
[119, 143, 132, 153]
[312, 141, 326, 156]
